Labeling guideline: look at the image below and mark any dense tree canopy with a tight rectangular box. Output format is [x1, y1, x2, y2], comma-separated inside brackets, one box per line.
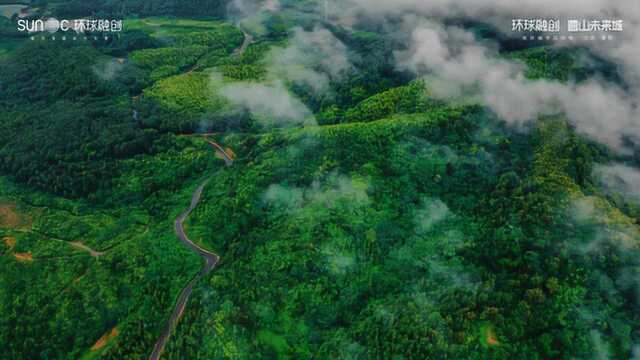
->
[0, 1, 639, 359]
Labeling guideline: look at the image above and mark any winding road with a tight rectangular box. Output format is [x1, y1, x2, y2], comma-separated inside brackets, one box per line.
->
[149, 142, 233, 360]
[233, 30, 254, 57]
[233, 23, 254, 58]
[149, 24, 250, 358]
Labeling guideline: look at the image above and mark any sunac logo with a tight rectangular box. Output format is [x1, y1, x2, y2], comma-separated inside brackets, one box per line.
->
[17, 18, 123, 33]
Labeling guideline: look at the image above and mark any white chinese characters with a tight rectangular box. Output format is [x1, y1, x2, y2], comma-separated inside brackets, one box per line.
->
[567, 19, 623, 32]
[513, 19, 560, 32]
[512, 19, 623, 33]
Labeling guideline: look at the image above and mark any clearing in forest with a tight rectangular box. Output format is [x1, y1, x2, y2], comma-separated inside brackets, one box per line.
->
[90, 327, 119, 351]
[3, 236, 16, 249]
[483, 325, 500, 347]
[0, 203, 20, 228]
[13, 252, 33, 262]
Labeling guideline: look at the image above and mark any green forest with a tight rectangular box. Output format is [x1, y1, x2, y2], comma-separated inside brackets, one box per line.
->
[1, 0, 639, 359]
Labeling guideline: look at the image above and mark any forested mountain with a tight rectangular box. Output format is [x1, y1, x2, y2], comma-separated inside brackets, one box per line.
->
[1, 0, 639, 359]
[53, 0, 229, 18]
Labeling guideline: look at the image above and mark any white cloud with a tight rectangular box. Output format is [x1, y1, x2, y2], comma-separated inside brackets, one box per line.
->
[263, 173, 370, 211]
[394, 19, 639, 152]
[266, 26, 353, 94]
[414, 197, 450, 233]
[220, 80, 316, 127]
[593, 163, 640, 203]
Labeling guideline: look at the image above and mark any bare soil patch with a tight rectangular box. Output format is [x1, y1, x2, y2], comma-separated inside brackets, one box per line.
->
[3, 236, 16, 249]
[13, 252, 33, 262]
[0, 203, 20, 228]
[485, 327, 500, 346]
[91, 326, 119, 351]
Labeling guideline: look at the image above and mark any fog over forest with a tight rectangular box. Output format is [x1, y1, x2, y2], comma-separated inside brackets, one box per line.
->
[0, 0, 639, 359]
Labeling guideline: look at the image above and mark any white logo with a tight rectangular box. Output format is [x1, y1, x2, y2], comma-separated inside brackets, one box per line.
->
[17, 18, 123, 33]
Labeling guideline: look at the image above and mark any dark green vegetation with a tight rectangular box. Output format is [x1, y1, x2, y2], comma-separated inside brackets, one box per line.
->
[509, 46, 624, 84]
[52, 0, 228, 18]
[164, 111, 640, 359]
[1, 1, 639, 359]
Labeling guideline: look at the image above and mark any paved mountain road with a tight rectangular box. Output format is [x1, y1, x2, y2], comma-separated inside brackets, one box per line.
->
[148, 24, 249, 359]
[233, 27, 254, 57]
[149, 143, 232, 360]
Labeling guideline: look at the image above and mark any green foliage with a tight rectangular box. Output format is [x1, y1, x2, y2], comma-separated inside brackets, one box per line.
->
[95, 29, 161, 57]
[53, 0, 228, 18]
[129, 45, 208, 72]
[342, 80, 436, 123]
[0, 100, 157, 198]
[0, 40, 162, 198]
[195, 47, 229, 68]
[0, 15, 25, 38]
[200, 40, 274, 80]
[141, 71, 227, 130]
[1, 9, 639, 360]
[125, 20, 244, 83]
[0, 174, 202, 359]
[0, 41, 118, 104]
[107, 136, 213, 215]
[169, 23, 244, 52]
[149, 64, 180, 82]
[219, 64, 266, 81]
[509, 46, 621, 83]
[229, 41, 275, 65]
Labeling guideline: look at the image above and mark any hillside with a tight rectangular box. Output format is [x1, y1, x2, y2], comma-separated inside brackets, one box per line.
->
[1, 1, 639, 359]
